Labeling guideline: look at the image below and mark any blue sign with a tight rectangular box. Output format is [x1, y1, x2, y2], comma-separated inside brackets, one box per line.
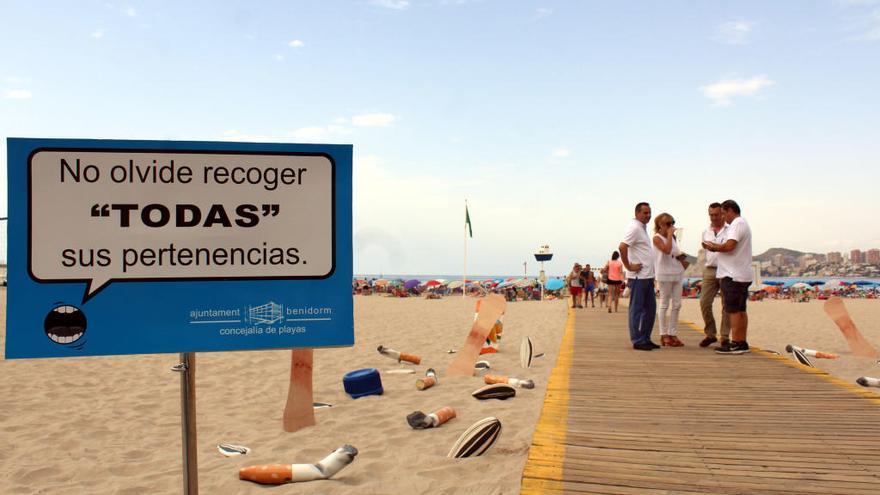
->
[5, 138, 353, 358]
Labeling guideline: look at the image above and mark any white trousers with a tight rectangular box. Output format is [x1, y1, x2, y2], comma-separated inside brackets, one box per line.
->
[657, 280, 682, 336]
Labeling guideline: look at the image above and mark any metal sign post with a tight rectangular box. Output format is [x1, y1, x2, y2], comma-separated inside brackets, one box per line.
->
[173, 353, 198, 495]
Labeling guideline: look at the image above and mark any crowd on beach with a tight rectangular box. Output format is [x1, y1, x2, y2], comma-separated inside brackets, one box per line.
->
[352, 277, 551, 301]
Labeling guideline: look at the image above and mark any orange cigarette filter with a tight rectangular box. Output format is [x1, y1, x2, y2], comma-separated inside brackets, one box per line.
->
[484, 374, 509, 385]
[416, 376, 436, 390]
[432, 406, 456, 426]
[399, 352, 421, 364]
[812, 350, 839, 359]
[239, 464, 293, 485]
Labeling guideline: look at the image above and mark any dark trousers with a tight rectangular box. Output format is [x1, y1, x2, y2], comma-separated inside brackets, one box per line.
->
[628, 278, 656, 345]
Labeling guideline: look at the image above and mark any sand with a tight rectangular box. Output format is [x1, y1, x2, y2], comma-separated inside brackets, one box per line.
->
[0, 290, 568, 494]
[678, 297, 880, 394]
[3, 289, 879, 494]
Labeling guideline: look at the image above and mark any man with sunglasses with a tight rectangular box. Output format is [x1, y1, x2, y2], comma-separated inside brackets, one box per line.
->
[620, 202, 658, 351]
[702, 199, 752, 355]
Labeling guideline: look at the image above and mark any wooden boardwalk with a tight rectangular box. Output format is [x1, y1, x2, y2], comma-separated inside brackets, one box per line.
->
[521, 307, 880, 494]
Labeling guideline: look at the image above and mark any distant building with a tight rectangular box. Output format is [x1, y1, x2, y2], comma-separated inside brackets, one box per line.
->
[771, 254, 786, 267]
[798, 254, 815, 269]
[814, 253, 826, 262]
[851, 249, 864, 264]
[867, 249, 880, 265]
[827, 251, 843, 263]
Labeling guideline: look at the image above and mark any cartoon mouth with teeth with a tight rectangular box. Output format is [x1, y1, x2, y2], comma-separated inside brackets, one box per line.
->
[44, 304, 87, 345]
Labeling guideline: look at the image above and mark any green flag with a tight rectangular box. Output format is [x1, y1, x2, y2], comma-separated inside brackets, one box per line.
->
[465, 205, 473, 238]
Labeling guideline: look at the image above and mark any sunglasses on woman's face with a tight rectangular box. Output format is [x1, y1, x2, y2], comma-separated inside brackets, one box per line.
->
[666, 221, 675, 226]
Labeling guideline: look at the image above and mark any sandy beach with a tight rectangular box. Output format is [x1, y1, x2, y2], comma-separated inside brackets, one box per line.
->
[3, 290, 879, 494]
[0, 290, 568, 494]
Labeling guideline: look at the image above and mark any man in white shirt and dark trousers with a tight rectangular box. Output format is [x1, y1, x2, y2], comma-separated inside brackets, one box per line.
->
[702, 199, 752, 355]
[699, 202, 731, 348]
[619, 202, 659, 351]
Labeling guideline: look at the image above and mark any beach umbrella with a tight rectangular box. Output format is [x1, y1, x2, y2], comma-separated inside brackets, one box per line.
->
[763, 285, 780, 293]
[852, 280, 875, 286]
[374, 279, 389, 286]
[447, 280, 465, 289]
[821, 279, 844, 290]
[545, 279, 565, 291]
[515, 278, 536, 288]
[425, 280, 442, 287]
[762, 280, 785, 286]
[790, 282, 811, 290]
[496, 281, 515, 289]
[404, 279, 420, 290]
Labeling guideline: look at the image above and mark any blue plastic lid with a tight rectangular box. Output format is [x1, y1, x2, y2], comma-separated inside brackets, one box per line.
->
[344, 368, 379, 380]
[343, 368, 383, 398]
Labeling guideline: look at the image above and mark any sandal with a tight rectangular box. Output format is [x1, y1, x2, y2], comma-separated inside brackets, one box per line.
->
[671, 336, 685, 347]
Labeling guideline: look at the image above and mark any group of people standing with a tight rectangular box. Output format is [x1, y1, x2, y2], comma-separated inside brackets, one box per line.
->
[618, 200, 753, 355]
[566, 254, 626, 312]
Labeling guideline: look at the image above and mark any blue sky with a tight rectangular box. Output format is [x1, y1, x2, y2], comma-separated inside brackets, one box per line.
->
[2, 1, 879, 275]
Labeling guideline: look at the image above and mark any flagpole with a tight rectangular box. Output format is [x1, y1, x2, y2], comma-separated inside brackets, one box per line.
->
[463, 199, 467, 299]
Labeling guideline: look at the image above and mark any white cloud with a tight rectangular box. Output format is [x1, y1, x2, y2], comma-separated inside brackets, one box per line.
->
[274, 53, 284, 62]
[551, 148, 571, 158]
[713, 20, 755, 45]
[291, 125, 352, 142]
[3, 89, 32, 99]
[863, 9, 880, 40]
[699, 75, 775, 106]
[352, 113, 396, 127]
[534, 8, 553, 20]
[289, 39, 305, 48]
[125, 6, 137, 17]
[371, 0, 409, 9]
[834, 0, 880, 41]
[91, 29, 105, 39]
[333, 117, 349, 124]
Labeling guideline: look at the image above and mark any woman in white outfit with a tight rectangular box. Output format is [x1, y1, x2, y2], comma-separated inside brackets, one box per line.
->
[652, 213, 689, 347]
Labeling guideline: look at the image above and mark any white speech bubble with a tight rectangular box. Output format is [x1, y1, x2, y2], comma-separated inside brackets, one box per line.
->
[29, 150, 335, 302]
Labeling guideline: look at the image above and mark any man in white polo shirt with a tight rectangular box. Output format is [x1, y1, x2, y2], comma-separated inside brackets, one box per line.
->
[619, 202, 658, 351]
[702, 199, 752, 355]
[699, 202, 731, 348]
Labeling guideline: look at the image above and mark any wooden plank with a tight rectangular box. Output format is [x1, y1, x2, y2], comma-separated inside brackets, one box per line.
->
[520, 306, 880, 495]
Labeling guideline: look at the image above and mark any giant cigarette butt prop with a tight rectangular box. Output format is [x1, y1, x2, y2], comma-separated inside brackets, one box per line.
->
[283, 349, 316, 432]
[239, 444, 358, 484]
[446, 294, 507, 377]
[823, 297, 878, 358]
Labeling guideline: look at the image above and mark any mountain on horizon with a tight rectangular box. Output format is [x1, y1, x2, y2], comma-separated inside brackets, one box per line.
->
[753, 247, 820, 263]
